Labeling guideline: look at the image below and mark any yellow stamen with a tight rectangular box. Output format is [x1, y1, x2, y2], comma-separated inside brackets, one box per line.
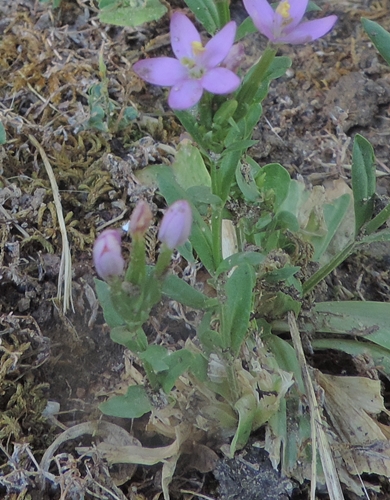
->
[191, 41, 205, 57]
[276, 0, 291, 19]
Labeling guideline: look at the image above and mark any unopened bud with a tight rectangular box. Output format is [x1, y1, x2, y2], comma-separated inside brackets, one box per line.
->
[129, 200, 153, 238]
[93, 229, 124, 280]
[158, 200, 192, 249]
[222, 43, 245, 72]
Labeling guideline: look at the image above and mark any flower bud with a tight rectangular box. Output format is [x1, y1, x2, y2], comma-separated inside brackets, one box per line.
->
[129, 200, 153, 238]
[158, 200, 192, 249]
[222, 43, 245, 72]
[93, 229, 124, 280]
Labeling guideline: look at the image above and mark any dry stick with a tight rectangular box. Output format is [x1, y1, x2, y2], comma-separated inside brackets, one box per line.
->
[288, 311, 344, 500]
[28, 135, 73, 313]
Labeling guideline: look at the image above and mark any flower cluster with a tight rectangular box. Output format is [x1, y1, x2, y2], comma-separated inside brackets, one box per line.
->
[93, 200, 192, 280]
[133, 2, 337, 110]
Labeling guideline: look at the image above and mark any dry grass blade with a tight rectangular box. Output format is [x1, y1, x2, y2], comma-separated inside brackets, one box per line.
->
[288, 311, 344, 500]
[28, 134, 73, 314]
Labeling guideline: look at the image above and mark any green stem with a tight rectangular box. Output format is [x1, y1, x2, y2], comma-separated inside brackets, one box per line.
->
[364, 201, 390, 235]
[211, 206, 223, 269]
[199, 92, 213, 131]
[155, 245, 173, 278]
[225, 359, 239, 403]
[125, 237, 146, 285]
[302, 242, 356, 297]
[143, 361, 159, 391]
[234, 45, 277, 121]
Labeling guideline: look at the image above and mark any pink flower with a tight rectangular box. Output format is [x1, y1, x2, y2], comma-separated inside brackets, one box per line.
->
[129, 200, 153, 238]
[243, 0, 337, 45]
[93, 229, 124, 280]
[133, 12, 241, 109]
[158, 200, 192, 249]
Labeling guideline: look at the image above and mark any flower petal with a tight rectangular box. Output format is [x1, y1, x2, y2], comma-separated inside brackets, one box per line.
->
[133, 58, 187, 86]
[168, 79, 204, 109]
[285, 0, 309, 32]
[202, 68, 241, 94]
[279, 15, 337, 44]
[243, 0, 275, 40]
[201, 21, 237, 69]
[170, 12, 201, 60]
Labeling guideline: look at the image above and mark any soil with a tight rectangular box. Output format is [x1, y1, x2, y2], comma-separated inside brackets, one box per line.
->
[1, 0, 390, 499]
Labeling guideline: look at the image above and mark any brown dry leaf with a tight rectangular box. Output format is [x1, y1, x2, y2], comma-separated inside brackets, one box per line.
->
[40, 421, 140, 487]
[94, 439, 179, 466]
[317, 372, 390, 477]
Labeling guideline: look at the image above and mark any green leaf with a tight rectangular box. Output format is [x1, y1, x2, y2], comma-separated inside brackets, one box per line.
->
[361, 18, 390, 66]
[255, 163, 291, 210]
[0, 122, 6, 145]
[222, 263, 255, 355]
[258, 291, 301, 317]
[99, 385, 152, 418]
[230, 393, 257, 455]
[186, 186, 222, 211]
[159, 349, 194, 393]
[196, 311, 225, 354]
[364, 199, 390, 236]
[94, 279, 124, 328]
[311, 193, 351, 261]
[139, 345, 170, 373]
[235, 162, 260, 202]
[236, 16, 257, 41]
[264, 333, 305, 394]
[183, 0, 219, 33]
[162, 273, 218, 310]
[360, 227, 390, 244]
[312, 301, 390, 351]
[312, 338, 390, 379]
[222, 139, 258, 154]
[215, 251, 265, 277]
[99, 0, 167, 27]
[110, 325, 148, 352]
[351, 134, 376, 235]
[274, 211, 300, 231]
[263, 266, 300, 283]
[213, 99, 238, 126]
[171, 142, 211, 190]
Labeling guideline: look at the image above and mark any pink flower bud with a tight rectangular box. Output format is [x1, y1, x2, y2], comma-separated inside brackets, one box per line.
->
[222, 43, 245, 72]
[93, 229, 124, 280]
[129, 200, 153, 238]
[158, 200, 192, 249]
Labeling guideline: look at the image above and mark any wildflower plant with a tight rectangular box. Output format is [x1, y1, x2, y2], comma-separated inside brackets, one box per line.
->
[93, 1, 390, 497]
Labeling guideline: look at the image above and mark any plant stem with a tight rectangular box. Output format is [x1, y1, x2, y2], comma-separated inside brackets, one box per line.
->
[364, 201, 390, 235]
[211, 206, 223, 269]
[302, 242, 356, 297]
[155, 245, 173, 278]
[234, 45, 277, 121]
[125, 237, 146, 285]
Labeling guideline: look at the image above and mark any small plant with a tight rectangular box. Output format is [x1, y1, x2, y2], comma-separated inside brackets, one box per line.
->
[86, 52, 137, 133]
[92, 1, 390, 498]
[98, 0, 167, 27]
